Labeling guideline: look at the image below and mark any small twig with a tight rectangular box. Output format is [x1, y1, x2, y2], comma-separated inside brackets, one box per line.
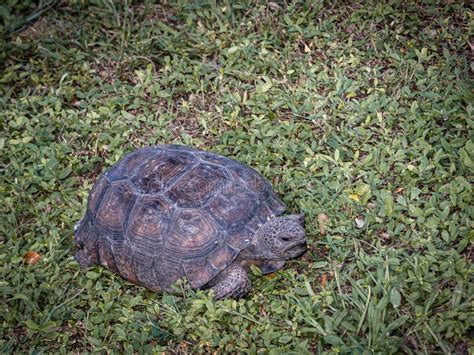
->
[339, 250, 355, 273]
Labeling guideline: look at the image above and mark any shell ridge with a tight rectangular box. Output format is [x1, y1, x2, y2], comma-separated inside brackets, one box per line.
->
[95, 235, 103, 265]
[87, 176, 110, 216]
[122, 191, 139, 238]
[162, 160, 200, 194]
[106, 147, 159, 181]
[106, 238, 120, 274]
[111, 242, 126, 280]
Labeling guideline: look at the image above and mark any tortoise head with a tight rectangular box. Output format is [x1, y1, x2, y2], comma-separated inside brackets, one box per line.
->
[247, 214, 307, 260]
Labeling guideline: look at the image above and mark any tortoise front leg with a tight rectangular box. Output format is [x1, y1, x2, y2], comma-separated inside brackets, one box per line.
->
[209, 265, 251, 300]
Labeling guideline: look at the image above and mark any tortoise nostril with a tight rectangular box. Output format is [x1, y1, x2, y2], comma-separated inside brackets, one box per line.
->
[281, 236, 291, 242]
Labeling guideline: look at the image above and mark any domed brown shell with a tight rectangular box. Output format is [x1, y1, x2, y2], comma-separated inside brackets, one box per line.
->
[74, 145, 286, 291]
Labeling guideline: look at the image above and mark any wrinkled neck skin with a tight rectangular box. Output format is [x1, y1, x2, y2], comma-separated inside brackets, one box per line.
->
[237, 243, 281, 274]
[238, 243, 266, 261]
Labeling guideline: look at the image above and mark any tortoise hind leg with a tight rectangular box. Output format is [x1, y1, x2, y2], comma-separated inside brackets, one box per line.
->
[74, 217, 99, 268]
[209, 265, 251, 300]
[75, 249, 95, 268]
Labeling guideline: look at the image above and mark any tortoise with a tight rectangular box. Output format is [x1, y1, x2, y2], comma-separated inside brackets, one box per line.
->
[74, 145, 307, 299]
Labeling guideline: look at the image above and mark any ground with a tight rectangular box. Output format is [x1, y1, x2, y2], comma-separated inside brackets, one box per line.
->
[0, 1, 473, 353]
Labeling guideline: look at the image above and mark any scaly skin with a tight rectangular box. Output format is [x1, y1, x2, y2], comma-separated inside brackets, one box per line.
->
[209, 265, 251, 300]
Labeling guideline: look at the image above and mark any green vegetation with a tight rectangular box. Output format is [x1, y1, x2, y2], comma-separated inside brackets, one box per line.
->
[1, 1, 472, 353]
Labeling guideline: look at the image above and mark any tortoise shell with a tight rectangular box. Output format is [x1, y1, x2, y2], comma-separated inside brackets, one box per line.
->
[75, 145, 286, 291]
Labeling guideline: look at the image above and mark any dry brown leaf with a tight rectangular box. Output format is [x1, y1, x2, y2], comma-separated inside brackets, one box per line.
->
[317, 213, 329, 236]
[321, 273, 328, 288]
[24, 251, 41, 265]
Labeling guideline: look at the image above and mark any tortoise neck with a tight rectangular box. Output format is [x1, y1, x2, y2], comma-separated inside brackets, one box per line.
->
[238, 244, 258, 260]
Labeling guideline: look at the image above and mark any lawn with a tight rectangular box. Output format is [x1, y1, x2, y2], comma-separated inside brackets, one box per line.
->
[1, 0, 472, 353]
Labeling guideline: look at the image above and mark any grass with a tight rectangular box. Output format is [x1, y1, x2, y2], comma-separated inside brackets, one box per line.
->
[1, 0, 473, 353]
